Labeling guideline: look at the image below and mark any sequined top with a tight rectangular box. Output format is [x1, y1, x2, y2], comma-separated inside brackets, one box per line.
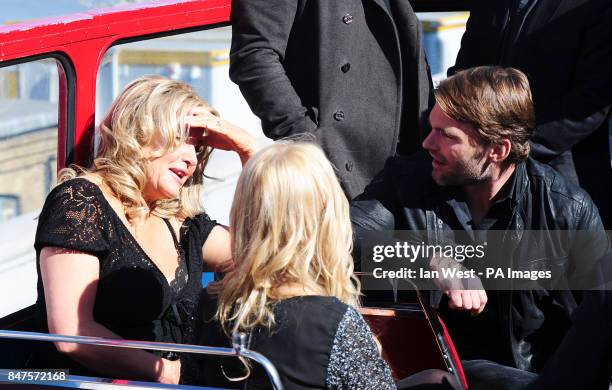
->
[326, 305, 396, 389]
[199, 296, 396, 389]
[31, 178, 217, 376]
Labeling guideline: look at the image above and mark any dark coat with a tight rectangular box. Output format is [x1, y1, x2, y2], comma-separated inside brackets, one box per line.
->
[230, 0, 433, 198]
[449, 0, 612, 226]
[350, 153, 610, 372]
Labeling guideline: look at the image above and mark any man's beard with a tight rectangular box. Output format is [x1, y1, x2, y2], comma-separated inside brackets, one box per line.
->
[433, 153, 490, 187]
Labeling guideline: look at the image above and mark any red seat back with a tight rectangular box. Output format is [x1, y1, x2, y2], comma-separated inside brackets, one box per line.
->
[362, 305, 468, 389]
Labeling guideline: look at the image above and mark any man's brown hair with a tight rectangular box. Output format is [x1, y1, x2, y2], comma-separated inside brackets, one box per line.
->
[435, 66, 535, 164]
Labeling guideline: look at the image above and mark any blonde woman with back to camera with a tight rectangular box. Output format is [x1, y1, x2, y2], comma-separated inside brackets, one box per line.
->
[29, 75, 255, 384]
[200, 142, 462, 390]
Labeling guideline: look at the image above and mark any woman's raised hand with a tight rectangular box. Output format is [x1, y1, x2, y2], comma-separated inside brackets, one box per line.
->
[188, 107, 256, 165]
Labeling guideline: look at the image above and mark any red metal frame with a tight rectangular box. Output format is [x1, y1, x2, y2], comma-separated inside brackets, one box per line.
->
[0, 0, 231, 168]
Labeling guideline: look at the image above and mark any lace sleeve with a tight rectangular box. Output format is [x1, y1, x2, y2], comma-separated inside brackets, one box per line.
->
[182, 212, 218, 248]
[34, 179, 111, 256]
[326, 306, 396, 390]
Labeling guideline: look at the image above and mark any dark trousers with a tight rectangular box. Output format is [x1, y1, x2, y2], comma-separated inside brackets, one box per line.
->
[464, 259, 612, 390]
[462, 360, 537, 390]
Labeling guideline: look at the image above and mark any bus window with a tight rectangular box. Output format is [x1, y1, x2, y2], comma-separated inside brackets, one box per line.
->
[0, 58, 64, 317]
[417, 12, 469, 84]
[96, 27, 270, 226]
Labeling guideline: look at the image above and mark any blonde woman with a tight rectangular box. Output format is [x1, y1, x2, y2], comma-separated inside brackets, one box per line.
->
[199, 142, 396, 389]
[30, 75, 255, 384]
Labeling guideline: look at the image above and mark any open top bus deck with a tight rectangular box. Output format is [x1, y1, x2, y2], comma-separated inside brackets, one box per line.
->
[0, 1, 473, 388]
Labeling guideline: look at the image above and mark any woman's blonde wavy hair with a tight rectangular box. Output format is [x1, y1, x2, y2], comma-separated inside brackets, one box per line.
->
[59, 75, 217, 222]
[217, 142, 361, 335]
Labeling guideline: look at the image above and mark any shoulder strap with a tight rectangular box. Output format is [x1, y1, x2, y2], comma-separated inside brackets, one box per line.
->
[162, 218, 180, 251]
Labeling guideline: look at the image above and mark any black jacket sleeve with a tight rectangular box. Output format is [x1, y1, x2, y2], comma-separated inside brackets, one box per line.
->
[229, 0, 318, 139]
[350, 165, 398, 233]
[567, 190, 611, 289]
[530, 2, 612, 160]
[350, 158, 401, 266]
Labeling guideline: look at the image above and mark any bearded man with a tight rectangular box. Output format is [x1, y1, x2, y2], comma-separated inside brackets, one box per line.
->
[350, 66, 610, 389]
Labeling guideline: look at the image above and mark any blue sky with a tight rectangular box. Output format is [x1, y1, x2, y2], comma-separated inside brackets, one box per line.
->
[2, 0, 150, 25]
[3, 0, 89, 24]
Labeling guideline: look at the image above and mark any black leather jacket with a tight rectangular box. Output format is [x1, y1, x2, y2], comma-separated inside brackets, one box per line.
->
[351, 153, 610, 371]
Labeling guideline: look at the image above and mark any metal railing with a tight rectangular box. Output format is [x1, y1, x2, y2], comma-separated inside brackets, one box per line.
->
[0, 329, 283, 390]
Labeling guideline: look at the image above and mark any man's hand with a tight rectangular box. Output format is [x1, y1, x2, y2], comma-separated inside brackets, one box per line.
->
[445, 289, 488, 315]
[430, 256, 488, 315]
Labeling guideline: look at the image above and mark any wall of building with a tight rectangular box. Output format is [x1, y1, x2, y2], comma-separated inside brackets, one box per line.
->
[0, 127, 57, 220]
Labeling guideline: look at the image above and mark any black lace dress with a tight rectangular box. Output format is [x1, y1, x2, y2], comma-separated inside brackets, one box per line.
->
[29, 178, 217, 380]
